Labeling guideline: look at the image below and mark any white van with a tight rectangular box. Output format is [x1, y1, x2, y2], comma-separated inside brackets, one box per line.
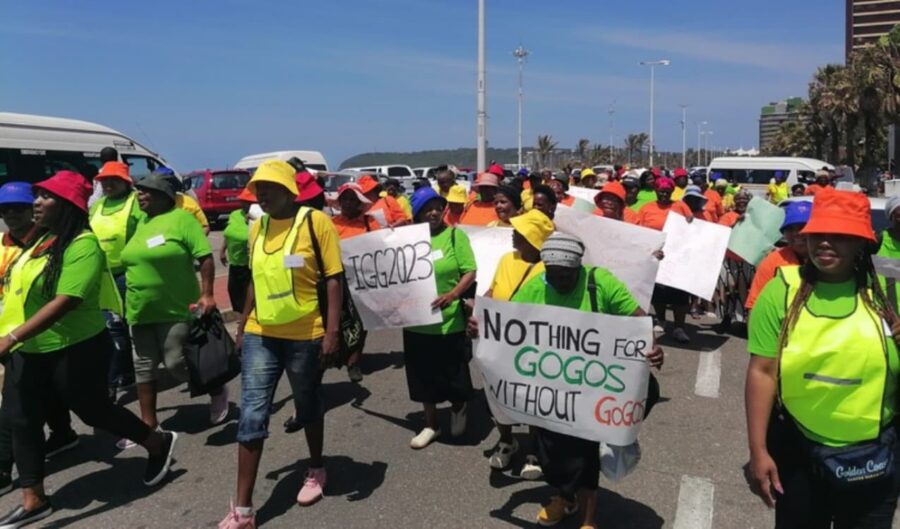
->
[342, 164, 416, 179]
[707, 156, 833, 192]
[0, 112, 175, 182]
[234, 150, 329, 174]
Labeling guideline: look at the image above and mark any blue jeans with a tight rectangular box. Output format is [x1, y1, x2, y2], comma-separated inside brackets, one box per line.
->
[105, 273, 134, 387]
[237, 334, 324, 443]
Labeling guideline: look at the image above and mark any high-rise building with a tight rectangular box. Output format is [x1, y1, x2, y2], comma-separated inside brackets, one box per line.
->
[846, 0, 900, 57]
[759, 98, 807, 151]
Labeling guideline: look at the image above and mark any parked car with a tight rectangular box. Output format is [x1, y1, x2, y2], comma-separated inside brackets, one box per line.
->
[707, 156, 833, 194]
[184, 169, 251, 225]
[343, 164, 416, 179]
[234, 150, 329, 174]
[778, 195, 887, 234]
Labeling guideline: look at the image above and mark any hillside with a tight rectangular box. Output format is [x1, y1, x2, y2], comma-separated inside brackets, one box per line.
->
[340, 148, 521, 169]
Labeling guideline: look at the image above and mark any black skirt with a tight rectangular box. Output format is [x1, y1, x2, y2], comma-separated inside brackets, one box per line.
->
[536, 428, 600, 497]
[402, 331, 474, 404]
[651, 283, 691, 307]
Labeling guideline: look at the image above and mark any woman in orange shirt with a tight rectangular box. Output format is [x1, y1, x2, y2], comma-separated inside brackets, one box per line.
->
[332, 183, 380, 240]
[639, 177, 693, 343]
[459, 173, 500, 226]
[744, 201, 810, 311]
[548, 177, 576, 207]
[682, 185, 717, 222]
[591, 181, 639, 224]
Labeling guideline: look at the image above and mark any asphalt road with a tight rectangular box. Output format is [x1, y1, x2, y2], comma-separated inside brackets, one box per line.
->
[0, 317, 816, 529]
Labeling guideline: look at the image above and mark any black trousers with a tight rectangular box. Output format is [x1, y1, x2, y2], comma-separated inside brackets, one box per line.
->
[0, 374, 72, 474]
[227, 265, 251, 314]
[769, 414, 900, 529]
[536, 428, 600, 499]
[5, 332, 152, 487]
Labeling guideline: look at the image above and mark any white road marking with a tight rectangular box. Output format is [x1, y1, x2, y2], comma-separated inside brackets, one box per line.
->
[673, 475, 715, 529]
[694, 348, 722, 398]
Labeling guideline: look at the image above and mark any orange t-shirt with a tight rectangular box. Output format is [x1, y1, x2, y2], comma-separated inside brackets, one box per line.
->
[718, 211, 740, 227]
[443, 208, 462, 226]
[560, 195, 576, 207]
[592, 207, 639, 224]
[704, 189, 724, 220]
[459, 201, 499, 226]
[369, 196, 410, 225]
[697, 210, 717, 222]
[332, 214, 381, 240]
[744, 246, 801, 309]
[804, 184, 827, 196]
[636, 201, 692, 231]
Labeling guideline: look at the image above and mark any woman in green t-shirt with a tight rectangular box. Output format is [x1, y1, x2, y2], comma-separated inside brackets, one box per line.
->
[404, 187, 477, 450]
[120, 172, 224, 442]
[220, 188, 254, 313]
[746, 188, 900, 526]
[0, 171, 177, 528]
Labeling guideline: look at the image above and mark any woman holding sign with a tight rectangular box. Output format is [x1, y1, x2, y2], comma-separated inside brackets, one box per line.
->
[404, 186, 477, 449]
[483, 209, 555, 478]
[746, 188, 900, 527]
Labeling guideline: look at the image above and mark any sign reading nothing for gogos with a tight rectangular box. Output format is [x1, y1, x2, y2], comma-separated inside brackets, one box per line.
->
[473, 297, 652, 446]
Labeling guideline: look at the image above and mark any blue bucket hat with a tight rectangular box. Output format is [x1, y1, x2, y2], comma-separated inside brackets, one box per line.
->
[0, 182, 34, 206]
[781, 201, 812, 231]
[410, 186, 446, 218]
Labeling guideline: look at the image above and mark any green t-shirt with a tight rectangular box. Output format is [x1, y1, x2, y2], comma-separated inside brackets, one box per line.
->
[121, 208, 212, 325]
[89, 193, 146, 274]
[222, 209, 250, 267]
[878, 230, 900, 259]
[630, 189, 657, 212]
[748, 273, 899, 445]
[511, 266, 640, 317]
[22, 233, 107, 353]
[407, 227, 477, 335]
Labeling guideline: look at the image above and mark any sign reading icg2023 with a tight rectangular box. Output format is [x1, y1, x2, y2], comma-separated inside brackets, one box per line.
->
[473, 297, 652, 446]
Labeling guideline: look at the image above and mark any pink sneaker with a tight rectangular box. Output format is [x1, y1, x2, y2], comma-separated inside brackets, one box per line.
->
[218, 502, 255, 529]
[210, 386, 230, 425]
[296, 468, 326, 506]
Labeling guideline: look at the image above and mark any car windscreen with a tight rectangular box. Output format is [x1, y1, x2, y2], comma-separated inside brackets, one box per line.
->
[212, 172, 250, 190]
[325, 175, 353, 192]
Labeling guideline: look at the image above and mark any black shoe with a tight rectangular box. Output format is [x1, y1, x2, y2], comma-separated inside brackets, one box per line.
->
[0, 501, 53, 529]
[0, 472, 12, 497]
[283, 416, 302, 434]
[143, 431, 178, 486]
[347, 364, 363, 383]
[45, 430, 79, 459]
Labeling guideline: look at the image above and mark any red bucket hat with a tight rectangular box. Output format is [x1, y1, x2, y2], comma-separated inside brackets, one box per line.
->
[294, 171, 324, 202]
[488, 163, 505, 177]
[34, 170, 93, 212]
[673, 168, 688, 178]
[801, 187, 875, 242]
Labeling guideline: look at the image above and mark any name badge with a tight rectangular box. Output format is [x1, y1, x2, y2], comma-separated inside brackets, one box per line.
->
[146, 235, 165, 248]
[284, 254, 305, 268]
[431, 250, 444, 261]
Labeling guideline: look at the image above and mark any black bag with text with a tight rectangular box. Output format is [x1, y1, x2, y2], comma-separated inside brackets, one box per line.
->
[184, 310, 241, 397]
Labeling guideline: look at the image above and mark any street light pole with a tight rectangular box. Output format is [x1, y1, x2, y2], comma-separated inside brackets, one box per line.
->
[679, 104, 688, 169]
[697, 121, 708, 166]
[640, 59, 670, 167]
[513, 45, 529, 170]
[705, 131, 714, 165]
[608, 102, 615, 164]
[476, 0, 487, 172]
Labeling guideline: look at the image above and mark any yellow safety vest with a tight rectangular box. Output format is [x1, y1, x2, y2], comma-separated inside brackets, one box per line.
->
[0, 238, 24, 301]
[250, 207, 318, 325]
[0, 232, 122, 342]
[90, 193, 136, 271]
[778, 266, 890, 443]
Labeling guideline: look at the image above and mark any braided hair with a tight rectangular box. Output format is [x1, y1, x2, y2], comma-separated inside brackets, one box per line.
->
[776, 245, 896, 355]
[38, 198, 90, 299]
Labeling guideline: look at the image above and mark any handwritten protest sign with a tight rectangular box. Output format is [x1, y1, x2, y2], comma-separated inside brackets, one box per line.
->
[459, 226, 515, 296]
[567, 186, 599, 204]
[473, 297, 652, 446]
[727, 198, 785, 266]
[554, 207, 665, 310]
[340, 224, 442, 330]
[656, 214, 731, 300]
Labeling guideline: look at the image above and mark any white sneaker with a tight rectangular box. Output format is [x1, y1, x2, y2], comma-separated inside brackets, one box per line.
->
[489, 439, 519, 469]
[210, 386, 230, 425]
[410, 428, 440, 449]
[653, 323, 665, 333]
[450, 403, 468, 437]
[520, 455, 543, 480]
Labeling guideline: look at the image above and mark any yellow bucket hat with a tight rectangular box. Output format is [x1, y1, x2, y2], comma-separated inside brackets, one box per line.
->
[510, 209, 555, 251]
[447, 185, 468, 204]
[248, 160, 299, 195]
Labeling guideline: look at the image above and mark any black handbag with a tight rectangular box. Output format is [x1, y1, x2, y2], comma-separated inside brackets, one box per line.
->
[306, 210, 366, 368]
[184, 310, 241, 397]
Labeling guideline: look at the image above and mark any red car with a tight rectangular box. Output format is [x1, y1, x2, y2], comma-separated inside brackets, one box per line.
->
[185, 169, 251, 223]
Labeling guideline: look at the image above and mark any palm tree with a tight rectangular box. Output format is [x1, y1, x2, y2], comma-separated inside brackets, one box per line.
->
[575, 138, 591, 163]
[536, 135, 557, 168]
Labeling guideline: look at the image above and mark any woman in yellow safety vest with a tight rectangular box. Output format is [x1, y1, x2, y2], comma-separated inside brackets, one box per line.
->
[89, 161, 144, 399]
[746, 187, 900, 527]
[0, 171, 177, 528]
[219, 160, 343, 528]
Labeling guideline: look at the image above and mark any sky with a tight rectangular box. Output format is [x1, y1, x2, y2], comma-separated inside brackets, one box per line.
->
[1, 0, 844, 170]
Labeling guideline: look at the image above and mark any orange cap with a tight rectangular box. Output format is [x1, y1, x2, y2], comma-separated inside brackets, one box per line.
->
[596, 181, 626, 205]
[96, 161, 132, 183]
[237, 187, 256, 202]
[357, 174, 380, 194]
[801, 187, 875, 242]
